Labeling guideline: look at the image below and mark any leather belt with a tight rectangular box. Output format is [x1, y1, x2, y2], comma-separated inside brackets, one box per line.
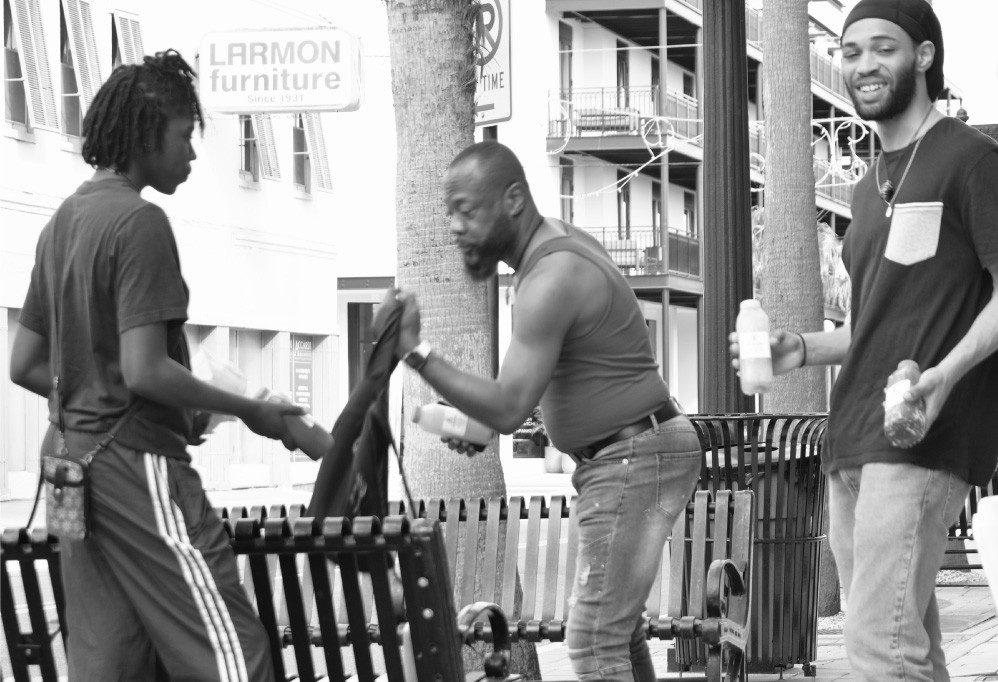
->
[571, 400, 683, 461]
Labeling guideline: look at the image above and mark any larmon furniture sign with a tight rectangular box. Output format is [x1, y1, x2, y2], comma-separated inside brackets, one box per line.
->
[199, 28, 362, 113]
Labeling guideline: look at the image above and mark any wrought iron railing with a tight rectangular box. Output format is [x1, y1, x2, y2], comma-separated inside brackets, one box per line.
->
[813, 158, 855, 206]
[579, 226, 701, 278]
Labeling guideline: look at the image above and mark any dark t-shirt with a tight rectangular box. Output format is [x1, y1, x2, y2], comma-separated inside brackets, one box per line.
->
[20, 175, 195, 460]
[827, 118, 998, 486]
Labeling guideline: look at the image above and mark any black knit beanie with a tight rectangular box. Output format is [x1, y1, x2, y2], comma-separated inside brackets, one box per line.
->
[842, 0, 945, 100]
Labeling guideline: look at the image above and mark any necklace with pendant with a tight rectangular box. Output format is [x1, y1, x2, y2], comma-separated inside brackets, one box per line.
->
[874, 106, 934, 218]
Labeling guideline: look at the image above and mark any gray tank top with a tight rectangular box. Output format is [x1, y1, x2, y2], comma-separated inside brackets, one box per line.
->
[516, 226, 671, 452]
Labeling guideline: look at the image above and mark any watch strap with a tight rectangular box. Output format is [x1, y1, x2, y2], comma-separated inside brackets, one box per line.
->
[403, 340, 432, 372]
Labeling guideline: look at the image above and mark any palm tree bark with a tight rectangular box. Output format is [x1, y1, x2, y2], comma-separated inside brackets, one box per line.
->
[761, 0, 840, 617]
[386, 1, 540, 675]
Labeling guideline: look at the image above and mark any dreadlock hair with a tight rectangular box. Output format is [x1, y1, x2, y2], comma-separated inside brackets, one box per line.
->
[81, 49, 204, 171]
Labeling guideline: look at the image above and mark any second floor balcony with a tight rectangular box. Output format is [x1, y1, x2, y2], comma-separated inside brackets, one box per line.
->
[580, 226, 701, 279]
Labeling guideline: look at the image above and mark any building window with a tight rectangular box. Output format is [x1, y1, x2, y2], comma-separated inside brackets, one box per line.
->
[59, 4, 80, 136]
[617, 169, 630, 239]
[684, 190, 697, 237]
[239, 114, 259, 181]
[111, 11, 143, 67]
[558, 21, 572, 98]
[652, 180, 663, 244]
[293, 113, 311, 194]
[683, 72, 696, 99]
[301, 113, 332, 191]
[616, 40, 629, 108]
[3, 0, 27, 125]
[560, 157, 574, 224]
[4, 0, 58, 130]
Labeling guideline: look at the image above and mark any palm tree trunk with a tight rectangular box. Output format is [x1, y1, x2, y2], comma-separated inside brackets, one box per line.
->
[761, 0, 840, 617]
[386, 1, 540, 675]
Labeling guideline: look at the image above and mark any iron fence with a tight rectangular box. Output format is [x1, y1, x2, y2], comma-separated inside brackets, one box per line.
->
[579, 226, 701, 278]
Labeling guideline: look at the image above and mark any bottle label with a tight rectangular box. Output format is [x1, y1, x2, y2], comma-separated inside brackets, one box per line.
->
[884, 379, 911, 409]
[442, 408, 469, 437]
[739, 331, 771, 359]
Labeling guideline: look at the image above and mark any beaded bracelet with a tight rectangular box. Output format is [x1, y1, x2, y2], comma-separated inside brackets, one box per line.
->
[796, 332, 807, 368]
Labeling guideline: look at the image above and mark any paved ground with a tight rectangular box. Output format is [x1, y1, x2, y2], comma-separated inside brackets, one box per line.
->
[3, 484, 996, 681]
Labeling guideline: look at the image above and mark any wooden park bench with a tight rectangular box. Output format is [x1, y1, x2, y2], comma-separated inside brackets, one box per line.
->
[1, 516, 517, 682]
[1, 490, 754, 681]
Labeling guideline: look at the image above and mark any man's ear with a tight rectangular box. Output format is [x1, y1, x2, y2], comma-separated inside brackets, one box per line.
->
[504, 181, 527, 217]
[915, 40, 935, 75]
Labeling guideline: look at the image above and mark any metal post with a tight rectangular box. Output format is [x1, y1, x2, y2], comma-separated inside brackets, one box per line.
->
[701, 0, 754, 413]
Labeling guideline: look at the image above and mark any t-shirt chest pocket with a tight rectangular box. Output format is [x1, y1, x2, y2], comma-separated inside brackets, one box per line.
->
[884, 201, 943, 266]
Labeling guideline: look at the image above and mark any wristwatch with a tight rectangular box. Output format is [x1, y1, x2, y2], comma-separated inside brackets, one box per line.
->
[403, 340, 432, 372]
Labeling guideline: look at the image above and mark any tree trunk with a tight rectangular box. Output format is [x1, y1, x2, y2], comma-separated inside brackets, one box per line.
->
[386, 1, 540, 675]
[761, 0, 840, 617]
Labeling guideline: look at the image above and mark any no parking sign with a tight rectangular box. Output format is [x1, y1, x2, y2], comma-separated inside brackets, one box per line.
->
[475, 0, 511, 125]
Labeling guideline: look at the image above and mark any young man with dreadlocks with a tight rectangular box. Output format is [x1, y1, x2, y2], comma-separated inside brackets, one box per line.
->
[10, 50, 302, 681]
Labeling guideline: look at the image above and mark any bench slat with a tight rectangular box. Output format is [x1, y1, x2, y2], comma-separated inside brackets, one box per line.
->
[501, 497, 524, 624]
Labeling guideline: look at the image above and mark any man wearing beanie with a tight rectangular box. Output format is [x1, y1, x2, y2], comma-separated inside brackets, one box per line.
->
[731, 0, 998, 679]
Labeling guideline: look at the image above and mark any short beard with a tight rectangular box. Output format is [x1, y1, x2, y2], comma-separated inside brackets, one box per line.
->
[462, 215, 516, 281]
[849, 58, 918, 122]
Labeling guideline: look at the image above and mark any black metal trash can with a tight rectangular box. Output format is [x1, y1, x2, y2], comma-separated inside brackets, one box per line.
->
[673, 413, 828, 676]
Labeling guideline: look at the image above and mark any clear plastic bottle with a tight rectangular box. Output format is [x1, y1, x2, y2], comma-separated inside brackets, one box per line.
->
[412, 404, 494, 446]
[883, 360, 928, 448]
[254, 388, 335, 461]
[736, 299, 773, 395]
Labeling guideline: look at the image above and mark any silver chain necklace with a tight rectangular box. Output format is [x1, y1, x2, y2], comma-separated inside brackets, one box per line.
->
[874, 105, 934, 218]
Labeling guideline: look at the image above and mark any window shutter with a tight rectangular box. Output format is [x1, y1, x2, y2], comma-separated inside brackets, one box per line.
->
[62, 0, 101, 109]
[252, 114, 281, 179]
[303, 113, 332, 191]
[113, 12, 144, 65]
[10, 0, 59, 129]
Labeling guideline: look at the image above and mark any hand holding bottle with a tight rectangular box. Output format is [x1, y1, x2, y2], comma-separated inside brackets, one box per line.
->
[883, 360, 928, 448]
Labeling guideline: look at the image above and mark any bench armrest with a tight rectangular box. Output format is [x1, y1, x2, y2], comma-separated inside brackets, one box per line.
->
[705, 558, 747, 618]
[458, 601, 512, 679]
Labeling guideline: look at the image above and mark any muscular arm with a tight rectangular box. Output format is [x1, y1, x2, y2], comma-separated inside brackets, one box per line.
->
[909, 264, 998, 425]
[400, 252, 592, 434]
[9, 326, 52, 397]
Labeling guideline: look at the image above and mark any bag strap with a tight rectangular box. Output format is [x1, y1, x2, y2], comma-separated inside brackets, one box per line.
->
[26, 220, 142, 529]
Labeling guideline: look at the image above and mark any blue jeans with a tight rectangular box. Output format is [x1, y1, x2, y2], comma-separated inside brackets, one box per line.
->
[566, 415, 701, 681]
[828, 463, 971, 682]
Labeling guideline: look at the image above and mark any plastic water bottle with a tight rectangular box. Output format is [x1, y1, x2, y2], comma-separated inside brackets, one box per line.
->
[254, 388, 335, 461]
[883, 360, 928, 448]
[736, 299, 773, 395]
[412, 404, 494, 446]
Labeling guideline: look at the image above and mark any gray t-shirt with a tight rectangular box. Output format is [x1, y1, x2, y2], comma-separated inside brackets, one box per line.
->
[20, 174, 195, 459]
[828, 118, 998, 486]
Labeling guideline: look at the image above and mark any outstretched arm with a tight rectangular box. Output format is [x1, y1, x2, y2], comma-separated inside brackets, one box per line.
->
[120, 323, 303, 447]
[729, 322, 851, 375]
[395, 252, 589, 434]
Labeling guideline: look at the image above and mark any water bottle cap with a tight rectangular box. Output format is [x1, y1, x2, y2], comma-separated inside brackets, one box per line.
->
[740, 298, 762, 310]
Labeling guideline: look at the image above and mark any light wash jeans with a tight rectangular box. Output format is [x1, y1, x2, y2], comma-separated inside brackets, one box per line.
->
[566, 415, 702, 681]
[828, 462, 971, 682]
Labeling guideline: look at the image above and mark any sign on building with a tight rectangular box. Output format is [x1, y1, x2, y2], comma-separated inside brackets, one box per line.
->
[475, 0, 511, 125]
[198, 28, 362, 114]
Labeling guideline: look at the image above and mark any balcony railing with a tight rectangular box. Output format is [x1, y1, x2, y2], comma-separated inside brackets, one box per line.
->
[810, 45, 850, 101]
[580, 226, 701, 278]
[549, 87, 702, 141]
